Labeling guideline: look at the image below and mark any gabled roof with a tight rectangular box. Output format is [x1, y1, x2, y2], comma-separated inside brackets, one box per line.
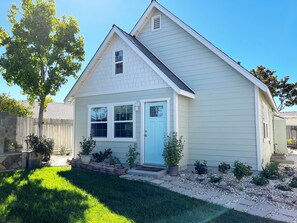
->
[131, 1, 277, 111]
[118, 27, 194, 95]
[64, 25, 195, 103]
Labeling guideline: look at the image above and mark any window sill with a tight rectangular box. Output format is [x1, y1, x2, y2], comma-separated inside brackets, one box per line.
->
[92, 137, 136, 142]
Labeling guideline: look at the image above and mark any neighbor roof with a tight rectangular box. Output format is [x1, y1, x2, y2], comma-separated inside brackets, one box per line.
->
[22, 101, 73, 120]
[280, 112, 297, 118]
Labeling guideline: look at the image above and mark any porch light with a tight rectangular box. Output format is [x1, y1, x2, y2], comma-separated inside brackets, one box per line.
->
[134, 102, 140, 111]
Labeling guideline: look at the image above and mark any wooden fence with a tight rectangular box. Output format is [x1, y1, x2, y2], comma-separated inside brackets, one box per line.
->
[16, 117, 73, 154]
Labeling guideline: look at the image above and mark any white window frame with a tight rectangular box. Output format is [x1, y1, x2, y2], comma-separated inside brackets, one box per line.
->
[89, 106, 108, 139]
[88, 102, 136, 142]
[151, 15, 161, 32]
[113, 49, 125, 76]
[262, 104, 269, 142]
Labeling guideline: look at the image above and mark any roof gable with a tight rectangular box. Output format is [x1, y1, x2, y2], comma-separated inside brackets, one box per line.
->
[64, 25, 195, 103]
[131, 1, 277, 110]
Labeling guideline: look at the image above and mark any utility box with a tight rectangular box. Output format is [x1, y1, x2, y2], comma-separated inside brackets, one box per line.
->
[274, 116, 287, 154]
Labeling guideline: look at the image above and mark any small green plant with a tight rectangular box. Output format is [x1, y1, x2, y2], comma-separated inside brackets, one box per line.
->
[233, 160, 252, 180]
[289, 177, 297, 188]
[260, 162, 280, 180]
[275, 184, 292, 191]
[194, 160, 208, 175]
[107, 155, 121, 166]
[60, 146, 66, 156]
[162, 133, 184, 167]
[79, 136, 96, 156]
[126, 145, 139, 168]
[218, 162, 231, 173]
[92, 148, 112, 162]
[283, 166, 295, 177]
[209, 175, 223, 183]
[4, 138, 13, 152]
[252, 175, 269, 186]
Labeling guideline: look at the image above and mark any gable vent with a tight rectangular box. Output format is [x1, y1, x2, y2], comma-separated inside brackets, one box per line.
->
[152, 15, 161, 31]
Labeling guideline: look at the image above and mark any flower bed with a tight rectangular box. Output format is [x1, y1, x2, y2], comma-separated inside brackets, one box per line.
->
[72, 159, 127, 176]
[177, 163, 297, 210]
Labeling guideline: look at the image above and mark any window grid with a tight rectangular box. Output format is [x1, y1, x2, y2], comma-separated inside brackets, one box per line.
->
[115, 50, 123, 74]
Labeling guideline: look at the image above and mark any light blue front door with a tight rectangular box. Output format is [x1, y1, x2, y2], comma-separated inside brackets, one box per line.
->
[144, 101, 167, 165]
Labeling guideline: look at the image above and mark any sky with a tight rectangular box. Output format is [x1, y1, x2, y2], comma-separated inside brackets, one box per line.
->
[0, 0, 297, 111]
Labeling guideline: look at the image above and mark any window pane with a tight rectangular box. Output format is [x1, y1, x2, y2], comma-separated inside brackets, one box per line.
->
[91, 107, 107, 121]
[115, 62, 123, 74]
[114, 105, 133, 121]
[114, 122, 133, 138]
[150, 106, 163, 117]
[115, 50, 123, 62]
[91, 123, 107, 137]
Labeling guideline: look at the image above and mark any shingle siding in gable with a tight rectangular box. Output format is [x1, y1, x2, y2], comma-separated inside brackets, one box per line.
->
[137, 9, 258, 169]
[75, 34, 169, 98]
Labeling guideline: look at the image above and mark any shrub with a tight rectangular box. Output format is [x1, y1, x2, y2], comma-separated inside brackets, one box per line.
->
[79, 136, 96, 156]
[275, 184, 292, 191]
[218, 162, 231, 173]
[92, 148, 112, 162]
[209, 175, 223, 183]
[260, 162, 281, 180]
[283, 166, 295, 177]
[107, 155, 121, 166]
[60, 146, 66, 156]
[289, 177, 297, 188]
[4, 138, 13, 152]
[194, 160, 208, 175]
[233, 160, 252, 180]
[126, 145, 139, 168]
[162, 133, 184, 166]
[25, 134, 54, 162]
[252, 175, 269, 186]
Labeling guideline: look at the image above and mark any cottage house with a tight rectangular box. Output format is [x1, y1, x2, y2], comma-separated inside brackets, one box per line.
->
[65, 1, 277, 170]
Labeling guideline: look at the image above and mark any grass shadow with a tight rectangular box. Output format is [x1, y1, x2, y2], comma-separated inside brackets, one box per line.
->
[0, 168, 89, 223]
[59, 168, 282, 223]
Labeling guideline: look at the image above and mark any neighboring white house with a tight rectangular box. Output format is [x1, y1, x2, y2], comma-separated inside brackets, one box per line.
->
[65, 1, 278, 170]
[281, 112, 297, 149]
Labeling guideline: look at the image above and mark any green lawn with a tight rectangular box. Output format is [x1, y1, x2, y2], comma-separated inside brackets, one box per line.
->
[0, 167, 281, 223]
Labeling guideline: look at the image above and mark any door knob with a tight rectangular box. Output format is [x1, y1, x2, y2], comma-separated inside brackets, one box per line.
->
[144, 130, 147, 137]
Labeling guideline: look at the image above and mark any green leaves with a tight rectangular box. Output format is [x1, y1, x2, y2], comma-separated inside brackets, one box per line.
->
[250, 65, 297, 111]
[0, 93, 32, 117]
[0, 0, 85, 135]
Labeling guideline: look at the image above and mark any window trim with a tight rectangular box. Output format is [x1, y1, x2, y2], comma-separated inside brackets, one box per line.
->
[88, 102, 136, 142]
[262, 104, 270, 142]
[151, 15, 161, 32]
[113, 49, 125, 76]
[89, 106, 108, 138]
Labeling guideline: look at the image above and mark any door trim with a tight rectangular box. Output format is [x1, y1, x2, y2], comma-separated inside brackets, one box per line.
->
[140, 98, 171, 165]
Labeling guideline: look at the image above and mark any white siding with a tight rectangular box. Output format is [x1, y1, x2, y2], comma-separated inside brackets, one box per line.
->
[76, 34, 168, 98]
[259, 91, 274, 167]
[74, 88, 174, 163]
[137, 9, 258, 168]
[177, 95, 189, 168]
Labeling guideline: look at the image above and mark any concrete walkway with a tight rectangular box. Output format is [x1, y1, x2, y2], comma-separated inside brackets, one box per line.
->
[49, 155, 71, 166]
[120, 174, 297, 223]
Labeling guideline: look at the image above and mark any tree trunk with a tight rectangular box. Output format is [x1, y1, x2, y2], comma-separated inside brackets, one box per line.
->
[38, 97, 45, 137]
[38, 61, 46, 137]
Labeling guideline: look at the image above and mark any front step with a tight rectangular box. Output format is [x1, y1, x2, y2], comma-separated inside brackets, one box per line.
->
[271, 154, 294, 164]
[127, 166, 167, 178]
